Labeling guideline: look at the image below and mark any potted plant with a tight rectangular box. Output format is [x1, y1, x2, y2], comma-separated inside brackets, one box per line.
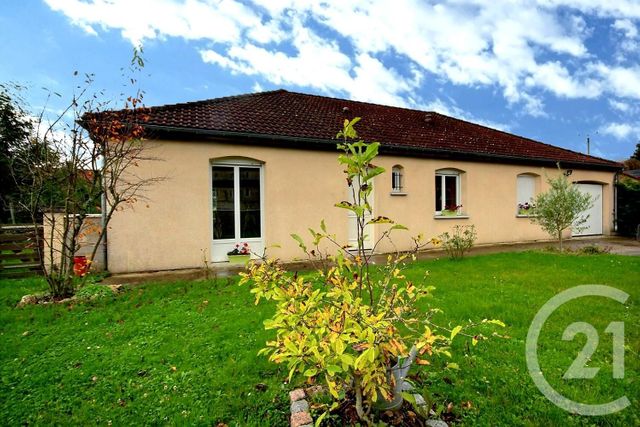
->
[441, 203, 462, 216]
[227, 242, 251, 264]
[518, 202, 535, 216]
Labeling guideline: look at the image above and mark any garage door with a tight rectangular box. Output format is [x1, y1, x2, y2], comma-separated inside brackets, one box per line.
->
[573, 183, 603, 236]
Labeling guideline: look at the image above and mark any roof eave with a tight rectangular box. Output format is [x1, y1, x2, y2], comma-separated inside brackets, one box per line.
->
[142, 124, 623, 172]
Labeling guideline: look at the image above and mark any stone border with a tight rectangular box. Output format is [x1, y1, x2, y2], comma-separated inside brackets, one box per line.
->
[289, 386, 447, 427]
[289, 388, 313, 427]
[16, 284, 124, 307]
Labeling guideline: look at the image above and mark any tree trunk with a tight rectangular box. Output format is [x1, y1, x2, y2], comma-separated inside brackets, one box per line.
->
[354, 375, 371, 424]
[8, 200, 16, 224]
[558, 230, 563, 251]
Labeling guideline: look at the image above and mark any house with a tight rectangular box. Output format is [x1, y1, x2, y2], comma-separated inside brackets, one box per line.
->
[622, 169, 640, 181]
[93, 90, 622, 273]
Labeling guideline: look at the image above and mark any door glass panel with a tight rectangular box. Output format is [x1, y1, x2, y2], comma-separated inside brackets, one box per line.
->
[445, 175, 457, 209]
[240, 167, 261, 238]
[435, 175, 442, 211]
[212, 166, 235, 240]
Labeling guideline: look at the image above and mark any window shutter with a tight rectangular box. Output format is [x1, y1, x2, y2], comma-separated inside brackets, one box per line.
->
[517, 175, 535, 204]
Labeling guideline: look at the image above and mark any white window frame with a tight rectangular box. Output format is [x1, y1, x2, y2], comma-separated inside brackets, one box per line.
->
[516, 174, 537, 216]
[435, 169, 461, 214]
[391, 165, 404, 193]
[210, 158, 265, 262]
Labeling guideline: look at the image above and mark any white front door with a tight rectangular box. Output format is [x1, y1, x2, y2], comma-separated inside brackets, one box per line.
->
[211, 161, 264, 262]
[573, 183, 603, 236]
[347, 176, 373, 250]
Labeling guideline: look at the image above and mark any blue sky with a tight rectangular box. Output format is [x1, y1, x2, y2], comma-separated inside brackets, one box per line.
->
[1, 0, 639, 161]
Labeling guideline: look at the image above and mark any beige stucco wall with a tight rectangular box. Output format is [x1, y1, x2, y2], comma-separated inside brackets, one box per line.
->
[43, 213, 105, 273]
[106, 139, 616, 273]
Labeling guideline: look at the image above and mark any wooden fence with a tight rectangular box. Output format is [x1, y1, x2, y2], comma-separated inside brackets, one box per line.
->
[0, 225, 43, 278]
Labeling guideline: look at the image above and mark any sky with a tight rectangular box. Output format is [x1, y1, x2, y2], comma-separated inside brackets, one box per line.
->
[1, 0, 639, 161]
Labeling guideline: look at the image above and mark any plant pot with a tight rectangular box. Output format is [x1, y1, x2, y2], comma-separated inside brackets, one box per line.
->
[441, 210, 458, 217]
[374, 346, 418, 410]
[227, 254, 250, 264]
[73, 256, 89, 277]
[518, 208, 533, 216]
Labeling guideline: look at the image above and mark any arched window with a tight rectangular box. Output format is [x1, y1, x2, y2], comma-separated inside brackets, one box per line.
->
[435, 168, 463, 214]
[516, 173, 539, 216]
[391, 165, 404, 193]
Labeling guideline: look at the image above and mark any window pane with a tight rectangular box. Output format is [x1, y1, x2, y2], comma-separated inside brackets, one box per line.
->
[392, 169, 402, 191]
[435, 175, 442, 211]
[445, 175, 457, 209]
[240, 167, 261, 238]
[212, 166, 235, 240]
[517, 175, 535, 204]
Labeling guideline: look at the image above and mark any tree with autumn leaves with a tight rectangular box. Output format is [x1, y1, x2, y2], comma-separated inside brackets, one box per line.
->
[240, 118, 504, 424]
[6, 49, 162, 297]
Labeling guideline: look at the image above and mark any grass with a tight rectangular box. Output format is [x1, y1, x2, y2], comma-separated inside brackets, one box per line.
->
[0, 251, 638, 426]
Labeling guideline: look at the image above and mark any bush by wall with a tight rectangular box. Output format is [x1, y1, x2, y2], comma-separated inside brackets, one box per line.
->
[616, 178, 640, 238]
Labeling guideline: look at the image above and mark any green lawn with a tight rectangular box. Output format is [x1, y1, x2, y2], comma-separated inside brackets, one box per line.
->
[0, 252, 638, 426]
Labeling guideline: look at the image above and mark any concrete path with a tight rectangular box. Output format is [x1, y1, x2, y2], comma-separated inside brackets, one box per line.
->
[101, 236, 639, 285]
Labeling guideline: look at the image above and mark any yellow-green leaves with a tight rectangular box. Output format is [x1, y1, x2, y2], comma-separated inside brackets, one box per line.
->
[354, 347, 376, 370]
[326, 365, 342, 375]
[236, 117, 505, 423]
[303, 368, 318, 377]
[336, 117, 360, 140]
[291, 233, 306, 251]
[450, 325, 463, 341]
[482, 319, 506, 327]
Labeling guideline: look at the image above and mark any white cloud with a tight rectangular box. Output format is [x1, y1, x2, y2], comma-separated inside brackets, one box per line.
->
[613, 19, 638, 38]
[421, 98, 513, 132]
[199, 49, 237, 70]
[599, 122, 640, 139]
[610, 18, 640, 62]
[252, 81, 264, 92]
[592, 63, 640, 99]
[44, 0, 264, 45]
[525, 61, 602, 98]
[608, 99, 632, 112]
[45, 0, 640, 118]
[537, 0, 640, 19]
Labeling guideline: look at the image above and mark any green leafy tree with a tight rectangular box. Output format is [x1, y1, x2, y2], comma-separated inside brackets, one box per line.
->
[623, 142, 640, 170]
[240, 118, 504, 423]
[616, 178, 640, 237]
[0, 85, 34, 223]
[530, 169, 593, 250]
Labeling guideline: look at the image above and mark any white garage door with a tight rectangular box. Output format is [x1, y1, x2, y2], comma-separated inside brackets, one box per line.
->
[573, 183, 603, 236]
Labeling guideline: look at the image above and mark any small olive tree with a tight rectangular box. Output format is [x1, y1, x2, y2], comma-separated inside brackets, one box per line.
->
[240, 118, 504, 423]
[530, 168, 593, 251]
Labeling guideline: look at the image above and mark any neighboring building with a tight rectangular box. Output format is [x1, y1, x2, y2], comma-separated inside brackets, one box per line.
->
[622, 169, 640, 181]
[93, 90, 622, 273]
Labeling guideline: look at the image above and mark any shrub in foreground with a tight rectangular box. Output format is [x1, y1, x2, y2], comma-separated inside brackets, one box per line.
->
[240, 118, 503, 424]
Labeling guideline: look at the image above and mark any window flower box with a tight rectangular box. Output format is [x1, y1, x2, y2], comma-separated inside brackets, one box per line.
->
[440, 204, 463, 217]
[227, 242, 251, 264]
[227, 254, 250, 264]
[441, 209, 459, 216]
[517, 202, 536, 216]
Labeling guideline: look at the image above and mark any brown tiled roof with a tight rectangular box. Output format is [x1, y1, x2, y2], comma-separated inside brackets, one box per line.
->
[136, 89, 621, 170]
